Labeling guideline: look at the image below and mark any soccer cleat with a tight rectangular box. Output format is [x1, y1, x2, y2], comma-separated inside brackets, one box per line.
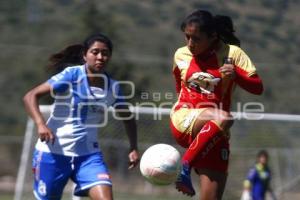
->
[175, 163, 195, 196]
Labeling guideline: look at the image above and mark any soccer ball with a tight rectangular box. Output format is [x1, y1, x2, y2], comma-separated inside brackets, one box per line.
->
[140, 144, 181, 185]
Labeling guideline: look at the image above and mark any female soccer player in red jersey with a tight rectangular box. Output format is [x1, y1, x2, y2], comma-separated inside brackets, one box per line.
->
[170, 10, 263, 199]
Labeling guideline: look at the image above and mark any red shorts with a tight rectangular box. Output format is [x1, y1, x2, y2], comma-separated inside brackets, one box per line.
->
[170, 120, 230, 173]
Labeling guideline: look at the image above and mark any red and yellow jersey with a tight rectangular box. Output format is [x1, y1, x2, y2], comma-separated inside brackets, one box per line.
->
[172, 42, 257, 111]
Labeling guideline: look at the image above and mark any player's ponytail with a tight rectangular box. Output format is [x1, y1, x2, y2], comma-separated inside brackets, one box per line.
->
[214, 15, 240, 47]
[47, 44, 84, 74]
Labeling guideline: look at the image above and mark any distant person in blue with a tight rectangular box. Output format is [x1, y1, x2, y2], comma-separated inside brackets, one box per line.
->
[23, 33, 139, 200]
[242, 150, 276, 200]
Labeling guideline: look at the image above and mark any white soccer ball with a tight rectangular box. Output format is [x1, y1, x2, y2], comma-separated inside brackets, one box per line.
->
[140, 144, 181, 185]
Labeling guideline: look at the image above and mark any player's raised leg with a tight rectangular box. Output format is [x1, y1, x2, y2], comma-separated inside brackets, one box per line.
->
[175, 108, 233, 196]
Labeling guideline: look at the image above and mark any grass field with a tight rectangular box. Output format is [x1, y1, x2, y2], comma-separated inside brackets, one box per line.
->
[0, 192, 194, 200]
[115, 192, 193, 200]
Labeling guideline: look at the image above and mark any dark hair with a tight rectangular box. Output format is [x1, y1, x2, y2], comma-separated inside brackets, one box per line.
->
[180, 10, 240, 46]
[82, 33, 113, 55]
[47, 33, 113, 74]
[257, 150, 269, 159]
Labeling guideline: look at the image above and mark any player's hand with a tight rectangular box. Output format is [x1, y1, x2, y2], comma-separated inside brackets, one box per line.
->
[241, 189, 252, 200]
[128, 149, 139, 170]
[37, 123, 55, 145]
[219, 63, 236, 79]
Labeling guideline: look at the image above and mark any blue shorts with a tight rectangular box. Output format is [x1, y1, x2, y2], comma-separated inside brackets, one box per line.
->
[32, 150, 112, 200]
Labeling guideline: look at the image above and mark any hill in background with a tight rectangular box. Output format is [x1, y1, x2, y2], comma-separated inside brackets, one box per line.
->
[0, 0, 299, 133]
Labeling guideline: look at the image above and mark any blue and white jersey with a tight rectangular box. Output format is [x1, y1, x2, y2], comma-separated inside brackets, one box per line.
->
[35, 65, 125, 156]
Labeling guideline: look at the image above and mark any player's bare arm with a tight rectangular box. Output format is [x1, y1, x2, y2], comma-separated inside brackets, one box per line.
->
[23, 82, 55, 144]
[115, 105, 139, 169]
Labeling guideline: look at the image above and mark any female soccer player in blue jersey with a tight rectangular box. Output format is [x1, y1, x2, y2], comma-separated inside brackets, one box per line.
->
[243, 150, 276, 200]
[23, 33, 139, 200]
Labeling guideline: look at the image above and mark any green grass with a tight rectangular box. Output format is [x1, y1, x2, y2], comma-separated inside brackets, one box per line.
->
[0, 192, 194, 200]
[0, 194, 12, 200]
[114, 192, 193, 200]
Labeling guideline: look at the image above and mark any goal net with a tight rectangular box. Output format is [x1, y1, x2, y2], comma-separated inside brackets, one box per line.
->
[15, 105, 300, 200]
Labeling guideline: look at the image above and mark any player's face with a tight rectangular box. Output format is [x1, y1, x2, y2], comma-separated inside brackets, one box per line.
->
[184, 23, 217, 56]
[258, 155, 268, 165]
[84, 41, 111, 73]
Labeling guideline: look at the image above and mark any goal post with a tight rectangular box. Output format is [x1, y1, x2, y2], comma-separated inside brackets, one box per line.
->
[14, 118, 34, 200]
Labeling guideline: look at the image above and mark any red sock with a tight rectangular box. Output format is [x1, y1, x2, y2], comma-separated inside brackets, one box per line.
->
[182, 121, 222, 166]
